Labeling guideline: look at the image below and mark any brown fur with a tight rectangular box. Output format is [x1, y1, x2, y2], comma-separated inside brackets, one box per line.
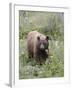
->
[27, 31, 49, 64]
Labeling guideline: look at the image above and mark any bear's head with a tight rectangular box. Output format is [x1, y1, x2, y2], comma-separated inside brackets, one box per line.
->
[37, 35, 49, 52]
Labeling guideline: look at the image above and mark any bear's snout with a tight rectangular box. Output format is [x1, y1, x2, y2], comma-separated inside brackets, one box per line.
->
[40, 44, 45, 50]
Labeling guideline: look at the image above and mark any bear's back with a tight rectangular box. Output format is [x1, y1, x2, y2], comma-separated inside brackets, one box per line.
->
[27, 31, 46, 41]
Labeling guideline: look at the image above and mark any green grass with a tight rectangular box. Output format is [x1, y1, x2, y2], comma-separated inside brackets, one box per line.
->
[19, 39, 64, 79]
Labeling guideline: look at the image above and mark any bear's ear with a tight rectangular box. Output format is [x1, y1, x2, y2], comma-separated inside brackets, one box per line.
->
[37, 36, 40, 41]
[46, 36, 49, 40]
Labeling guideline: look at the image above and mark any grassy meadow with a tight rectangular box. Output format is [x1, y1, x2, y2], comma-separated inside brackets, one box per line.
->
[19, 11, 64, 79]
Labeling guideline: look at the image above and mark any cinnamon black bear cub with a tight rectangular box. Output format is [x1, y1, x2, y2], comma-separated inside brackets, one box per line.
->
[27, 31, 49, 64]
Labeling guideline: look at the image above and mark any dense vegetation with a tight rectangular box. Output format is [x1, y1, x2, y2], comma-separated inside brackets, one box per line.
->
[19, 10, 64, 79]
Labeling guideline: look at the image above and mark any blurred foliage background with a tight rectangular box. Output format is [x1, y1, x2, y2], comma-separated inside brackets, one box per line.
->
[19, 10, 64, 79]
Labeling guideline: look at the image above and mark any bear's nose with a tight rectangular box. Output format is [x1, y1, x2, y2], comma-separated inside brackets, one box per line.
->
[40, 44, 44, 50]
